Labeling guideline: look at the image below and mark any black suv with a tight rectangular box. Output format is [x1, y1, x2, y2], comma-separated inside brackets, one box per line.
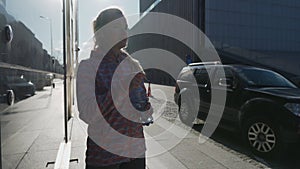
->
[174, 62, 300, 156]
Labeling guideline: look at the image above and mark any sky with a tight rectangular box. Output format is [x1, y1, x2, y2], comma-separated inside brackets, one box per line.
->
[6, 0, 140, 63]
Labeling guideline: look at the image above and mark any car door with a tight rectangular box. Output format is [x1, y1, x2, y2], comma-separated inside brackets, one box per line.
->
[193, 66, 213, 118]
[211, 67, 241, 126]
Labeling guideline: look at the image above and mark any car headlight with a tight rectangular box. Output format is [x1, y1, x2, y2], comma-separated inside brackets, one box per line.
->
[284, 103, 300, 117]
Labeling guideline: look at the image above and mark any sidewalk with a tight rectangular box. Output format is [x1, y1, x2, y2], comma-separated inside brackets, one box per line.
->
[143, 97, 267, 169]
[2, 81, 71, 169]
[71, 105, 266, 169]
[1, 82, 267, 169]
[71, 85, 268, 169]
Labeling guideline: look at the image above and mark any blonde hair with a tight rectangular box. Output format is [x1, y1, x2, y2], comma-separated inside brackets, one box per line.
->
[94, 8, 124, 31]
[93, 8, 125, 48]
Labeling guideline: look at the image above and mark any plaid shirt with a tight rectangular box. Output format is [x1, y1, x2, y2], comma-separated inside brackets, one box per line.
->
[84, 50, 150, 167]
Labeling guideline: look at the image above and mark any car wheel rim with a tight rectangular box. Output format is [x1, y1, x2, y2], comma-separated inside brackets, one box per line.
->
[248, 122, 276, 153]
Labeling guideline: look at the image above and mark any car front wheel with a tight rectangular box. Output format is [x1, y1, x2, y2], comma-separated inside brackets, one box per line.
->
[243, 117, 282, 157]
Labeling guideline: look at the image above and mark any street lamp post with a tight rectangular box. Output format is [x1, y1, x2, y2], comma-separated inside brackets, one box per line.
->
[40, 16, 53, 56]
[40, 15, 54, 72]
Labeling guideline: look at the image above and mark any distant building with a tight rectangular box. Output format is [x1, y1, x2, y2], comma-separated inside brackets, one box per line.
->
[129, 0, 300, 86]
[0, 5, 63, 73]
[0, 2, 64, 81]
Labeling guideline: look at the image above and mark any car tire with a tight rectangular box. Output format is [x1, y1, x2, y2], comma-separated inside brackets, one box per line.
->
[243, 117, 282, 157]
[178, 98, 197, 127]
[7, 90, 15, 106]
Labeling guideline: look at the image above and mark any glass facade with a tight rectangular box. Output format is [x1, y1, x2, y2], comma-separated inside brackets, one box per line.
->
[0, 1, 77, 168]
[0, 3, 64, 111]
[140, 0, 157, 14]
[138, 0, 300, 85]
[206, 0, 300, 52]
[206, 0, 300, 78]
[1, 0, 297, 167]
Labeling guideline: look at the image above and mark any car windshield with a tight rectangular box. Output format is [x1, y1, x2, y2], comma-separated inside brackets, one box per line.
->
[238, 68, 296, 88]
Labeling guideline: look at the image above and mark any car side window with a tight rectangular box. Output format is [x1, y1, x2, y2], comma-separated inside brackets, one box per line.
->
[194, 67, 211, 86]
[213, 67, 235, 87]
[177, 68, 192, 80]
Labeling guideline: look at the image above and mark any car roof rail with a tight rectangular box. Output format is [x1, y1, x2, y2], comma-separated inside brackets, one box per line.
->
[188, 61, 221, 67]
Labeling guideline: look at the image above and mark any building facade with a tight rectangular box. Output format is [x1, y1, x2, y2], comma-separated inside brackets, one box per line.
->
[132, 0, 300, 85]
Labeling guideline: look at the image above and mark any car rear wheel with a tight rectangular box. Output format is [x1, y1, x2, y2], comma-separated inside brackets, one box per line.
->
[7, 90, 15, 106]
[243, 117, 282, 157]
[179, 99, 196, 127]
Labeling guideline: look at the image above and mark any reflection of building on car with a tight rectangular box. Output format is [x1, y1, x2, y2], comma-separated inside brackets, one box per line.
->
[0, 75, 35, 100]
[174, 62, 300, 157]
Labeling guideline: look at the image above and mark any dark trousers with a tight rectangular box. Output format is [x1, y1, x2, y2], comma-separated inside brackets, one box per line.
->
[86, 158, 146, 169]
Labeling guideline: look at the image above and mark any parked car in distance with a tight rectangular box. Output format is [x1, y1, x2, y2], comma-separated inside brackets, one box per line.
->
[45, 73, 54, 86]
[174, 63, 300, 157]
[0, 75, 35, 100]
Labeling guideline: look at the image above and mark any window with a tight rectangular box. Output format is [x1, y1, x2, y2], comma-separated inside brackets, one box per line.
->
[213, 67, 235, 87]
[194, 68, 211, 86]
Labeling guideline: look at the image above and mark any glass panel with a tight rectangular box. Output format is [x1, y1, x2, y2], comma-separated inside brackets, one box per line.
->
[194, 68, 210, 85]
[1, 0, 298, 168]
[0, 1, 66, 168]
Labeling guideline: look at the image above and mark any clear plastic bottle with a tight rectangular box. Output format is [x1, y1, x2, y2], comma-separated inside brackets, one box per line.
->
[130, 82, 153, 126]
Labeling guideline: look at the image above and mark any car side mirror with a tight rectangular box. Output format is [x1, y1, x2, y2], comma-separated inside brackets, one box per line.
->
[218, 78, 234, 88]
